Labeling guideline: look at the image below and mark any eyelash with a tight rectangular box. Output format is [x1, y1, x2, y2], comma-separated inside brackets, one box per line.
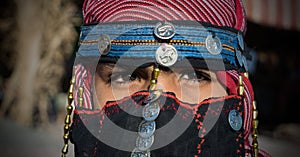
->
[107, 69, 211, 86]
[178, 70, 211, 84]
[109, 71, 144, 86]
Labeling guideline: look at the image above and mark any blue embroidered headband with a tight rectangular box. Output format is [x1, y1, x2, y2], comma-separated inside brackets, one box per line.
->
[77, 20, 249, 71]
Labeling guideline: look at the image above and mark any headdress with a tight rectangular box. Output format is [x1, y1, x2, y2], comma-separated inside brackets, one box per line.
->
[61, 1, 271, 157]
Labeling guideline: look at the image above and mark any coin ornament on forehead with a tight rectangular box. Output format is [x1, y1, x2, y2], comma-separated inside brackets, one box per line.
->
[155, 43, 178, 67]
[98, 34, 111, 55]
[205, 34, 222, 55]
[154, 21, 176, 40]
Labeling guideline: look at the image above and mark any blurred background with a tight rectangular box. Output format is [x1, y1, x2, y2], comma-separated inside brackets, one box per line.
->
[0, 0, 299, 156]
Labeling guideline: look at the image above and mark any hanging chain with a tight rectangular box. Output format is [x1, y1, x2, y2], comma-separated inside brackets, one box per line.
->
[61, 76, 75, 157]
[238, 74, 244, 96]
[252, 101, 259, 157]
[78, 86, 83, 107]
[241, 72, 259, 157]
[149, 65, 160, 90]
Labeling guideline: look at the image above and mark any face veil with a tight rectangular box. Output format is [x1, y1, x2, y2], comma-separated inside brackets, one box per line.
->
[71, 91, 245, 156]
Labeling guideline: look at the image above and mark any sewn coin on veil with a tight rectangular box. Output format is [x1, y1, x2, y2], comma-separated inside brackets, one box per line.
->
[228, 109, 243, 131]
[146, 90, 162, 103]
[136, 135, 154, 151]
[138, 120, 156, 138]
[131, 148, 150, 157]
[142, 102, 160, 121]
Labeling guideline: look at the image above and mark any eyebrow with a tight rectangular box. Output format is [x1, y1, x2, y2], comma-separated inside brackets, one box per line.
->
[97, 62, 213, 77]
[96, 63, 151, 80]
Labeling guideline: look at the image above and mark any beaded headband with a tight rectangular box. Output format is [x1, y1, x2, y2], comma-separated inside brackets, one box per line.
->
[77, 20, 249, 72]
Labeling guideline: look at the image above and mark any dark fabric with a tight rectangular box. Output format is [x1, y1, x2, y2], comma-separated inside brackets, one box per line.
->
[70, 91, 245, 157]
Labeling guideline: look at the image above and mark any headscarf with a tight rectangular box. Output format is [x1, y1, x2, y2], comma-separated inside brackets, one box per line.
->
[71, 1, 270, 156]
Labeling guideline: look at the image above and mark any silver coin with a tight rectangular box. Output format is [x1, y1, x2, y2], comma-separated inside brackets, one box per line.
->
[228, 109, 243, 131]
[154, 21, 176, 40]
[205, 34, 222, 55]
[136, 135, 154, 151]
[131, 148, 150, 157]
[142, 102, 160, 121]
[155, 43, 178, 67]
[98, 34, 111, 55]
[138, 120, 156, 138]
[146, 90, 162, 103]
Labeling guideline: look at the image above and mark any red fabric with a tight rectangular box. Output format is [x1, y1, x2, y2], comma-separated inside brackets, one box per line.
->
[216, 70, 253, 135]
[216, 71, 238, 95]
[216, 71, 270, 157]
[74, 65, 93, 109]
[82, 0, 247, 32]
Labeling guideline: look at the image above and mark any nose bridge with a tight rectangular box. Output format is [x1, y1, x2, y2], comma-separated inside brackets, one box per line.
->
[155, 71, 179, 95]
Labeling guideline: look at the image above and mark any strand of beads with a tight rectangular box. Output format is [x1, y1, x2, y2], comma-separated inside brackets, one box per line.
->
[131, 66, 161, 157]
[61, 76, 75, 157]
[252, 101, 259, 157]
[241, 72, 259, 157]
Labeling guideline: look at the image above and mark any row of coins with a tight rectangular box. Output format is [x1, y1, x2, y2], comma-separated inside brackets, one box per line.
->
[131, 90, 163, 157]
[98, 21, 246, 69]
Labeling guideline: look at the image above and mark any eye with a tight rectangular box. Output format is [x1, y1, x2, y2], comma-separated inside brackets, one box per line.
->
[110, 72, 142, 86]
[178, 70, 211, 85]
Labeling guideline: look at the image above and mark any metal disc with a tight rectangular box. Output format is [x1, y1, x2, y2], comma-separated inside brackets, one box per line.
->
[131, 148, 150, 157]
[205, 34, 222, 55]
[142, 102, 160, 121]
[98, 34, 111, 55]
[155, 43, 178, 67]
[228, 109, 243, 131]
[138, 120, 156, 138]
[154, 21, 176, 40]
[136, 135, 154, 151]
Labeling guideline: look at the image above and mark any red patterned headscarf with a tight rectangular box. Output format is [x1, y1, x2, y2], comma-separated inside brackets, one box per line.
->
[83, 0, 246, 33]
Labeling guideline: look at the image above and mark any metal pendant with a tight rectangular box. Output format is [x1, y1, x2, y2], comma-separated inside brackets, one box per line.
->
[155, 43, 178, 67]
[142, 102, 160, 121]
[146, 90, 162, 103]
[136, 135, 154, 151]
[154, 21, 176, 40]
[98, 34, 111, 55]
[131, 148, 150, 157]
[138, 120, 156, 138]
[228, 109, 243, 131]
[205, 34, 222, 55]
